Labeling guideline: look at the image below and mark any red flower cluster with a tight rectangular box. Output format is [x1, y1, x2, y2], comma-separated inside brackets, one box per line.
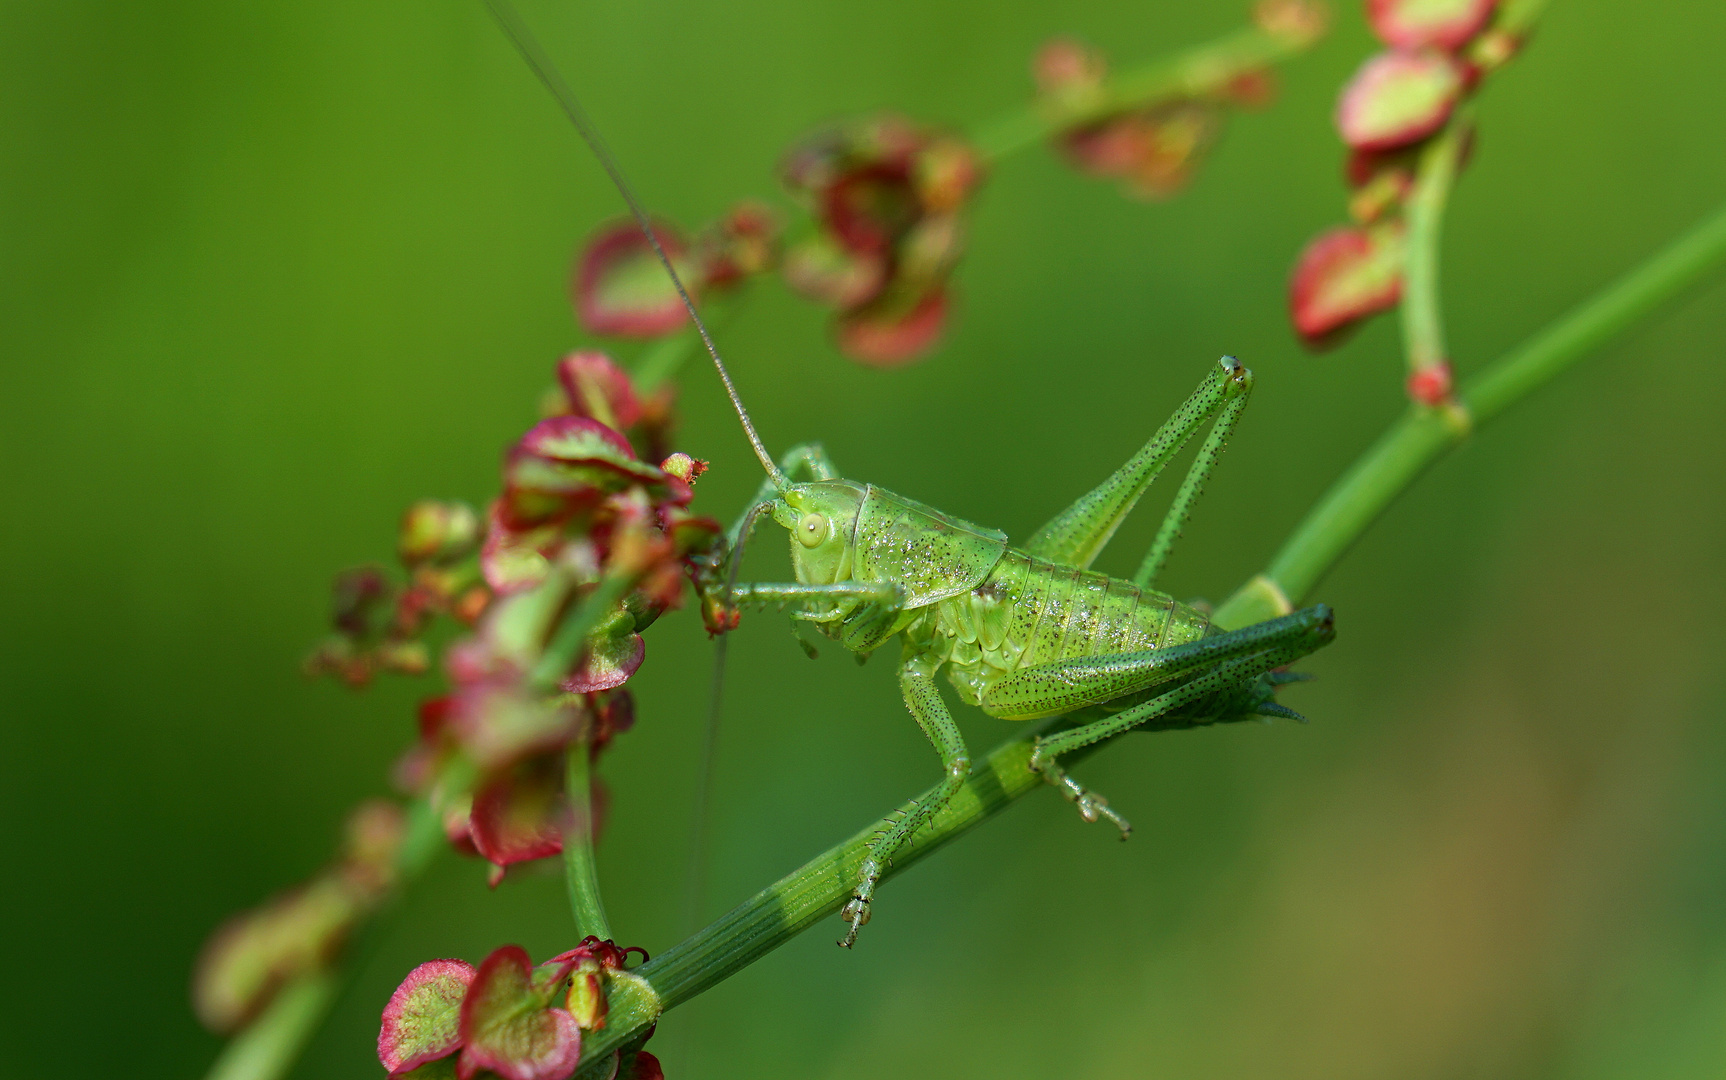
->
[1290, 0, 1529, 347]
[194, 801, 406, 1033]
[1036, 44, 1250, 202]
[780, 115, 984, 366]
[304, 502, 488, 687]
[378, 939, 660, 1080]
[199, 345, 718, 1060]
[1034, 3, 1327, 202]
[574, 203, 779, 339]
[396, 351, 721, 884]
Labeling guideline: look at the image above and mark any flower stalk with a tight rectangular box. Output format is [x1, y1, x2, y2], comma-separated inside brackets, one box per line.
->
[201, 972, 339, 1080]
[971, 18, 1321, 161]
[1399, 119, 1465, 391]
[530, 575, 635, 692]
[563, 739, 613, 941]
[575, 723, 1064, 1065]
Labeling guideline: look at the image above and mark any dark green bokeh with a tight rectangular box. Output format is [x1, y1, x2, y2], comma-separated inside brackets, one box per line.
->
[5, 1, 1726, 1076]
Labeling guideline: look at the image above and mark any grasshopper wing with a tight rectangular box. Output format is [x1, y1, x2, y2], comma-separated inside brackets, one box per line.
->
[852, 486, 1009, 607]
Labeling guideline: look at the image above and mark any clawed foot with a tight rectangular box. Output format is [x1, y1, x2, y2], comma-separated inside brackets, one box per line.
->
[837, 857, 882, 948]
[1034, 753, 1133, 838]
[1073, 788, 1132, 838]
[837, 896, 871, 948]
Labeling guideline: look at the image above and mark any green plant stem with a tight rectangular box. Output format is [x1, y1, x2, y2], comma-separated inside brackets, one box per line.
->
[630, 330, 699, 394]
[1213, 198, 1726, 630]
[630, 294, 737, 394]
[563, 742, 613, 940]
[1497, 0, 1552, 41]
[564, 197, 1726, 1069]
[1400, 122, 1465, 375]
[969, 20, 1322, 162]
[576, 722, 1063, 1063]
[202, 972, 339, 1080]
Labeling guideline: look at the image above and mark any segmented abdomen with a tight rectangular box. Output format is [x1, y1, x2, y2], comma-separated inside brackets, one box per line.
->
[932, 547, 1211, 714]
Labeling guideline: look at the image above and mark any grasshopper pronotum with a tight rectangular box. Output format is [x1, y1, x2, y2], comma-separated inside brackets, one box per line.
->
[485, 0, 1336, 948]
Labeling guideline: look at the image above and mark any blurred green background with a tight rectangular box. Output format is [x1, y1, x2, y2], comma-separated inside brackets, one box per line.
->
[6, 0, 1726, 1077]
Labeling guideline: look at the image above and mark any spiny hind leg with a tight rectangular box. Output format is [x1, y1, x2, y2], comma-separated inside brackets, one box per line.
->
[1133, 382, 1251, 590]
[1023, 358, 1251, 570]
[1028, 607, 1335, 832]
[1028, 661, 1264, 836]
[840, 661, 971, 948]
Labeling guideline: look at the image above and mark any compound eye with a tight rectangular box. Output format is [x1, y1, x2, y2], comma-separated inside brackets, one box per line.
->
[796, 512, 828, 548]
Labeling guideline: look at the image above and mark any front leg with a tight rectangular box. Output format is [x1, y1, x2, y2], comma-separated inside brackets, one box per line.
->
[840, 649, 971, 948]
[725, 442, 840, 549]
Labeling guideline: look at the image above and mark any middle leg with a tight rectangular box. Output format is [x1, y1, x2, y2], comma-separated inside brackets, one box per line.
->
[839, 653, 972, 948]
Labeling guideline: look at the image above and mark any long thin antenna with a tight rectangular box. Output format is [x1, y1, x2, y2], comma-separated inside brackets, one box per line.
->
[683, 632, 727, 932]
[483, 0, 788, 490]
[681, 498, 770, 927]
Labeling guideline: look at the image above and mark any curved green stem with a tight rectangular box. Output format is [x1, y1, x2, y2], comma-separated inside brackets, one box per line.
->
[629, 295, 738, 394]
[201, 973, 339, 1080]
[630, 331, 699, 394]
[563, 743, 613, 940]
[1214, 198, 1726, 630]
[1400, 122, 1465, 376]
[565, 197, 1726, 1068]
[530, 574, 634, 691]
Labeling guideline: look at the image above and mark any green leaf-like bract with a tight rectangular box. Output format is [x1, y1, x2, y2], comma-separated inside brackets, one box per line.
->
[378, 959, 475, 1076]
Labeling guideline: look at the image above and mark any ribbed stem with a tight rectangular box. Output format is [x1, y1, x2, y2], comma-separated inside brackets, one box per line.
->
[564, 743, 613, 940]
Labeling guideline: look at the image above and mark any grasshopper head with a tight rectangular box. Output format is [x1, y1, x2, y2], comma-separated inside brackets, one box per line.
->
[772, 480, 866, 585]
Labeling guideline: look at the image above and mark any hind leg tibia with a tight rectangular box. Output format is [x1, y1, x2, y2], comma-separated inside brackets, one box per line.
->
[1028, 606, 1334, 828]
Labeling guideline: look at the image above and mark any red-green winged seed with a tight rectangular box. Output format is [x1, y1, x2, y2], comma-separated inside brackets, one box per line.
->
[783, 232, 888, 308]
[1288, 222, 1407, 344]
[835, 289, 950, 367]
[468, 755, 569, 885]
[1034, 37, 1108, 98]
[399, 502, 481, 568]
[458, 947, 583, 1080]
[574, 223, 694, 338]
[556, 352, 643, 433]
[392, 1058, 461, 1080]
[1336, 50, 1465, 152]
[560, 600, 646, 694]
[379, 959, 477, 1077]
[1366, 0, 1498, 51]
